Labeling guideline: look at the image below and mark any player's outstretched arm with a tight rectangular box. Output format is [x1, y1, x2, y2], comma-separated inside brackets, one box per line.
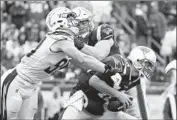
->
[58, 40, 108, 73]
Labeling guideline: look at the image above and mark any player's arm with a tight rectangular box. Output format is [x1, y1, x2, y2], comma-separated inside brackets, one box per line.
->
[56, 39, 108, 73]
[81, 39, 114, 60]
[89, 75, 120, 97]
[89, 74, 132, 107]
[75, 24, 114, 60]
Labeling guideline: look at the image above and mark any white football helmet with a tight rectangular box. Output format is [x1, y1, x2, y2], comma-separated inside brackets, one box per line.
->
[46, 7, 79, 34]
[165, 60, 176, 73]
[128, 46, 157, 79]
[72, 7, 94, 38]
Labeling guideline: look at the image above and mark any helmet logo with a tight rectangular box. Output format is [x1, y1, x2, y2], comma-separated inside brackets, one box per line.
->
[140, 47, 150, 58]
[57, 13, 70, 18]
[141, 47, 150, 54]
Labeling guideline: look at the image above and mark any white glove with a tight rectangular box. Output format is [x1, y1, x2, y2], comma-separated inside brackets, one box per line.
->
[63, 90, 88, 111]
[111, 73, 122, 90]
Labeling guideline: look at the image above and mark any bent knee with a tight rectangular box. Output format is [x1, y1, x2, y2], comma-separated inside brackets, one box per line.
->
[117, 111, 138, 120]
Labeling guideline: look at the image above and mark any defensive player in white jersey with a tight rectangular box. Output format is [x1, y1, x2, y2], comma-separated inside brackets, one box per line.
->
[163, 60, 176, 120]
[162, 60, 176, 97]
[1, 7, 118, 120]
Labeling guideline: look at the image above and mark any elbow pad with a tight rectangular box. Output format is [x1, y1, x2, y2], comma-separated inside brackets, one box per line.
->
[98, 24, 114, 40]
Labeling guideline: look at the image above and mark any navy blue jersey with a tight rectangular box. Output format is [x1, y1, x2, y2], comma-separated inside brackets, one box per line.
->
[70, 25, 127, 115]
[85, 24, 121, 56]
[71, 54, 140, 115]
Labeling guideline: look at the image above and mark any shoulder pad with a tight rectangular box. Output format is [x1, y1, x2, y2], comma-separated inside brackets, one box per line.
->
[47, 30, 74, 41]
[87, 24, 114, 46]
[98, 24, 114, 40]
[102, 54, 126, 73]
[112, 54, 126, 73]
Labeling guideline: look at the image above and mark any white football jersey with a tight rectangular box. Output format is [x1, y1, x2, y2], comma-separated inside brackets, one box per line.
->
[16, 30, 74, 84]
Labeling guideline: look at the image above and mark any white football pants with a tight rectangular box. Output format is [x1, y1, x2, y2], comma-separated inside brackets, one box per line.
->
[1, 69, 38, 120]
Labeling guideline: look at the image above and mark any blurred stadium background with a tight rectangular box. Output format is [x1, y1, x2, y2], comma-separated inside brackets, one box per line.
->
[1, 1, 176, 120]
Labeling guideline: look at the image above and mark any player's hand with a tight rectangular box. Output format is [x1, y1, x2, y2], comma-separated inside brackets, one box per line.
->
[74, 36, 85, 50]
[99, 24, 114, 40]
[116, 92, 133, 109]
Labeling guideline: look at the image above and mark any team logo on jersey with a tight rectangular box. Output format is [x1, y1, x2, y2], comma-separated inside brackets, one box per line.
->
[101, 24, 113, 35]
[112, 57, 123, 72]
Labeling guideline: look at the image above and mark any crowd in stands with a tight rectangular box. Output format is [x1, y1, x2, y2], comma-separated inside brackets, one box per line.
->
[1, 1, 176, 83]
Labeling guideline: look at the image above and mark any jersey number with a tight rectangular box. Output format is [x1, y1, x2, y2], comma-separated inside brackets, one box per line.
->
[44, 58, 70, 74]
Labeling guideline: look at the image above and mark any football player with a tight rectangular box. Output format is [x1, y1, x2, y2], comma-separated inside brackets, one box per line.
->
[163, 60, 176, 120]
[60, 46, 157, 119]
[66, 7, 141, 119]
[1, 7, 117, 120]
[72, 7, 121, 61]
[162, 60, 176, 97]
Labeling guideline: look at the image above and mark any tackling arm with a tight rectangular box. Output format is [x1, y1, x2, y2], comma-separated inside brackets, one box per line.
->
[58, 40, 106, 73]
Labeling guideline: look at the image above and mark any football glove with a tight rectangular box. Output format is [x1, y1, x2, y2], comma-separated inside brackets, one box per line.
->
[107, 97, 133, 112]
[74, 36, 85, 50]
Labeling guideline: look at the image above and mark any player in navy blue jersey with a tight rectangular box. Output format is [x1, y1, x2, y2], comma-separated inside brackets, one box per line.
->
[61, 46, 157, 119]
